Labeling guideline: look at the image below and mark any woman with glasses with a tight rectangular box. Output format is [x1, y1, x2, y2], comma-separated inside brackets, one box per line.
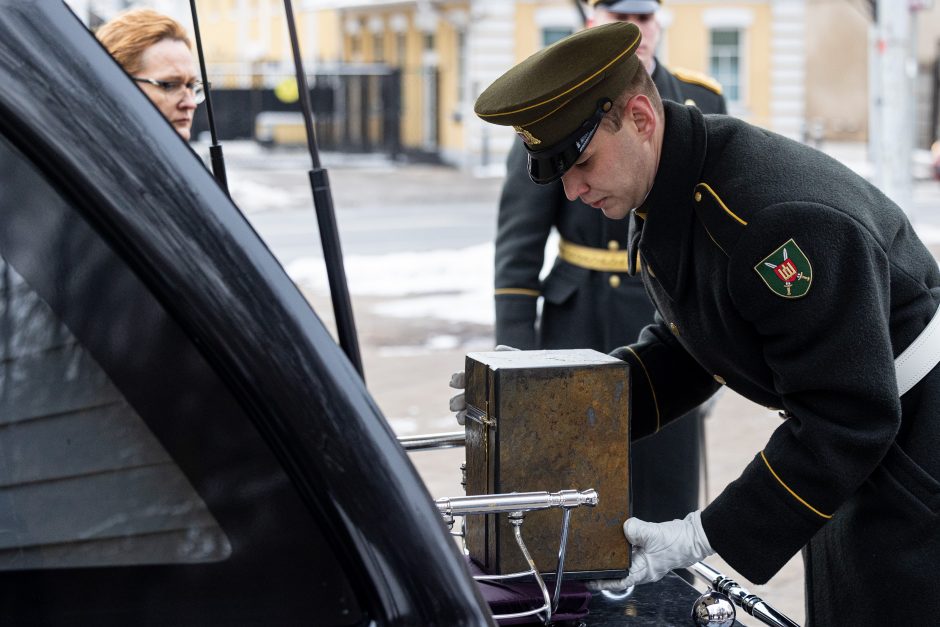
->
[96, 9, 204, 141]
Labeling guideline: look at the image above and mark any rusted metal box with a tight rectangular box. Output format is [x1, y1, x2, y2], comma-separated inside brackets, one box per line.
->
[463, 349, 630, 578]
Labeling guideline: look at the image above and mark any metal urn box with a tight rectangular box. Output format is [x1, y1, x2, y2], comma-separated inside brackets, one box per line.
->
[463, 349, 630, 578]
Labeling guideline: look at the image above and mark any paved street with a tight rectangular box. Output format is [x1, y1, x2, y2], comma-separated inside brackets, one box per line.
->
[201, 139, 940, 626]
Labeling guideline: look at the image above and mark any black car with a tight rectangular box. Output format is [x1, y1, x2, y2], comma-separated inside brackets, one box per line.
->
[0, 1, 760, 625]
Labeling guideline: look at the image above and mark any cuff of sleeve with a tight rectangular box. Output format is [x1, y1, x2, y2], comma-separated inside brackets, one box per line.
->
[495, 294, 538, 350]
[701, 453, 825, 584]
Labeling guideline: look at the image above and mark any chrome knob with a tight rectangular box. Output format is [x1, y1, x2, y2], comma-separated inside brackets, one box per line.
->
[691, 590, 736, 626]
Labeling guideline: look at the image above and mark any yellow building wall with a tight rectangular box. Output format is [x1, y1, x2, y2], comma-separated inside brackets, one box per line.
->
[665, 3, 773, 128]
[437, 19, 462, 152]
[202, 0, 327, 85]
[203, 0, 239, 86]
[400, 15, 423, 148]
[313, 10, 341, 64]
[200, 0, 787, 155]
[330, 4, 476, 155]
[267, 10, 287, 77]
[744, 5, 772, 129]
[514, 3, 541, 62]
[509, 1, 775, 127]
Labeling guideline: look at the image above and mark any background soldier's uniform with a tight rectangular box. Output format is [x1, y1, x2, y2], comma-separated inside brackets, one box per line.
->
[494, 61, 726, 524]
[614, 99, 940, 624]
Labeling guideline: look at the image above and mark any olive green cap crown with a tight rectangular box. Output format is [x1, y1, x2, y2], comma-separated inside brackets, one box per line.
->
[474, 21, 642, 151]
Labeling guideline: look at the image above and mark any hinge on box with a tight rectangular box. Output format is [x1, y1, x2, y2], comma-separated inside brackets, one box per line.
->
[466, 401, 496, 485]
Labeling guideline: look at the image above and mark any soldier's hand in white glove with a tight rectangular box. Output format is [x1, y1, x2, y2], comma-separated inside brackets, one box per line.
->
[587, 510, 714, 592]
[448, 345, 519, 426]
[448, 370, 468, 425]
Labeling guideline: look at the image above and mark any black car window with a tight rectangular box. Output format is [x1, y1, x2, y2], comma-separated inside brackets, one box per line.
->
[0, 127, 363, 624]
[0, 257, 230, 569]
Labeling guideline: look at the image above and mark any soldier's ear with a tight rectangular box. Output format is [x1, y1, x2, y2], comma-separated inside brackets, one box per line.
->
[626, 94, 656, 139]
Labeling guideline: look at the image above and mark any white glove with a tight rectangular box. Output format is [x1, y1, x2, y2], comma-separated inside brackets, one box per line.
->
[448, 345, 519, 426]
[587, 510, 714, 591]
[448, 370, 468, 425]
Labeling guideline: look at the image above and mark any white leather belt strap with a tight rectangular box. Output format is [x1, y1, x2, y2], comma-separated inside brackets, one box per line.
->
[895, 303, 940, 396]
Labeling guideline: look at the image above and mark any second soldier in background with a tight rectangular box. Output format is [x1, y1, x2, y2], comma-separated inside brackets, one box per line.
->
[493, 0, 727, 524]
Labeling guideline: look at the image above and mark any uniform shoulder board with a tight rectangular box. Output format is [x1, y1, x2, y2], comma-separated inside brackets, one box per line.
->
[671, 67, 723, 96]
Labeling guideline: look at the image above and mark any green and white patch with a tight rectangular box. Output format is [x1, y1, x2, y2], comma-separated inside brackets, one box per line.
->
[754, 239, 812, 298]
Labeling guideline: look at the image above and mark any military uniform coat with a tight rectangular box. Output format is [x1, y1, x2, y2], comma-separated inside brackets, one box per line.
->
[493, 61, 726, 523]
[616, 100, 940, 624]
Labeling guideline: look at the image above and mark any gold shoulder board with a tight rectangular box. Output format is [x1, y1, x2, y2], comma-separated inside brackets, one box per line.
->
[671, 67, 723, 96]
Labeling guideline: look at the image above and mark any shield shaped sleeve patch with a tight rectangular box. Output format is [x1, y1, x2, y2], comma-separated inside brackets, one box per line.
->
[754, 239, 813, 298]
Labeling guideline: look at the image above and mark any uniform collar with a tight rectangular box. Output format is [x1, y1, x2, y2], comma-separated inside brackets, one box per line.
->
[636, 100, 708, 297]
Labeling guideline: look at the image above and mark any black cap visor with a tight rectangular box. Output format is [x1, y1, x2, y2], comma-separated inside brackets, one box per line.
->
[525, 99, 611, 185]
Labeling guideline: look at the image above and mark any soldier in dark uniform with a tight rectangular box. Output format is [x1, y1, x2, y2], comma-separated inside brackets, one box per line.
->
[476, 21, 940, 625]
[494, 0, 726, 526]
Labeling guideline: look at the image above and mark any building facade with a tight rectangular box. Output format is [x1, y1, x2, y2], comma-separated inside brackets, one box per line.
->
[301, 0, 810, 169]
[70, 0, 940, 168]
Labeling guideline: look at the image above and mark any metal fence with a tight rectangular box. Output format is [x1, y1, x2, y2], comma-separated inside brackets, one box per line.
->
[192, 65, 401, 158]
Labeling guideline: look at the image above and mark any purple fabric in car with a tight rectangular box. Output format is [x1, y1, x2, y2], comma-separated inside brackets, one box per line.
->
[467, 559, 592, 625]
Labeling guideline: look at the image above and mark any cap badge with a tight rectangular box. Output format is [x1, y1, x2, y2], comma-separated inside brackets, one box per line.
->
[754, 239, 813, 298]
[513, 126, 541, 145]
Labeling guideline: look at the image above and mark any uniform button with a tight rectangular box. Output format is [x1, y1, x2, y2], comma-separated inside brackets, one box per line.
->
[608, 240, 619, 251]
[609, 274, 621, 288]
[713, 374, 726, 385]
[669, 322, 679, 336]
[684, 98, 697, 106]
[694, 191, 703, 202]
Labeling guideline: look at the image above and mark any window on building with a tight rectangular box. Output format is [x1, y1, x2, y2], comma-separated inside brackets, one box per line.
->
[542, 27, 573, 48]
[709, 29, 741, 103]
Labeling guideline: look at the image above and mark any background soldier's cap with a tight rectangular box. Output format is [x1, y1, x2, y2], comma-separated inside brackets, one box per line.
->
[474, 21, 642, 185]
[589, 0, 661, 14]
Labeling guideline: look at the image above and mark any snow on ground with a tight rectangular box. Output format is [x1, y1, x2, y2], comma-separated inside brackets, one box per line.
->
[288, 238, 561, 327]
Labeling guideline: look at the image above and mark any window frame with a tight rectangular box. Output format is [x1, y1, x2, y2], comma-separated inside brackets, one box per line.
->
[702, 7, 753, 114]
[709, 27, 744, 105]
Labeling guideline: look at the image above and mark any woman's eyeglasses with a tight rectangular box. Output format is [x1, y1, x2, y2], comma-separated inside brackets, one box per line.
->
[132, 77, 206, 104]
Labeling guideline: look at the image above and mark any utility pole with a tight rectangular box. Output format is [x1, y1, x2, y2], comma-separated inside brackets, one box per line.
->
[870, 1, 918, 212]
